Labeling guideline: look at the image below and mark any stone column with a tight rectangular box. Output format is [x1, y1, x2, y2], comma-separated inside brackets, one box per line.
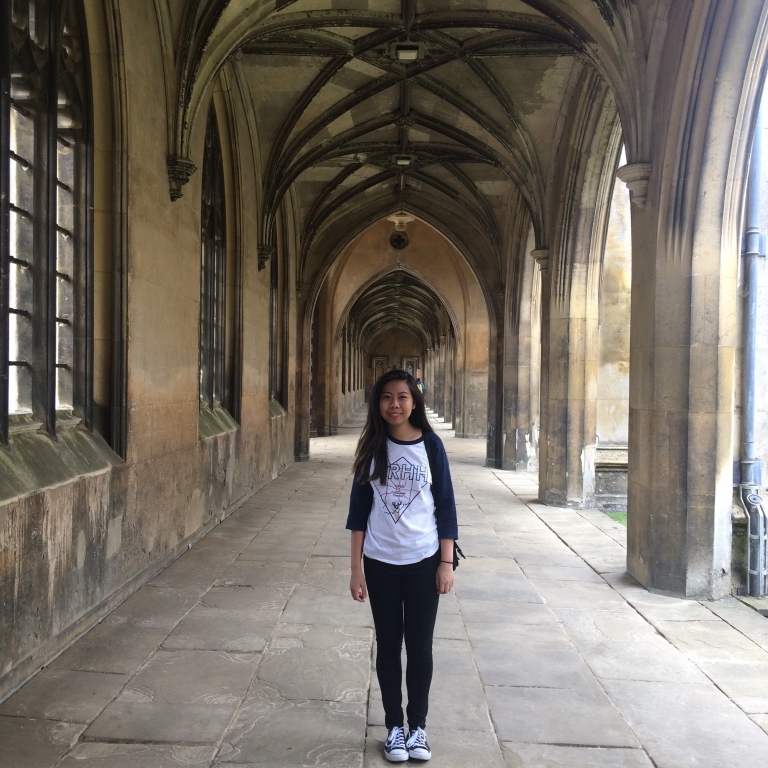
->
[443, 334, 453, 422]
[622, 0, 763, 597]
[486, 292, 505, 468]
[538, 251, 599, 507]
[536, 172, 607, 509]
[295, 295, 311, 461]
[452, 349, 464, 435]
[503, 249, 542, 471]
[435, 338, 445, 419]
[445, 334, 454, 424]
[536, 74, 617, 507]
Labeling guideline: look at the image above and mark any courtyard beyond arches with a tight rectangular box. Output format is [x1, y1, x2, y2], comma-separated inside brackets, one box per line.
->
[2, 415, 767, 767]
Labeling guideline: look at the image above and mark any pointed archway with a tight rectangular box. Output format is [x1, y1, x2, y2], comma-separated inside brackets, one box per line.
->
[303, 216, 489, 445]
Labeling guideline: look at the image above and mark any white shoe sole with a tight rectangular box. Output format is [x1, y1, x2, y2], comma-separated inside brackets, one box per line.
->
[409, 751, 431, 761]
[384, 751, 409, 762]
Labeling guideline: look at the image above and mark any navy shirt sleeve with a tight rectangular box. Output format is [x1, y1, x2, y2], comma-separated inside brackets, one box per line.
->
[345, 472, 374, 531]
[424, 432, 459, 540]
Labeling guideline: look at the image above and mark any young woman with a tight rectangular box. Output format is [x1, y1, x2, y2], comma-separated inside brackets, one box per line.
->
[346, 369, 458, 763]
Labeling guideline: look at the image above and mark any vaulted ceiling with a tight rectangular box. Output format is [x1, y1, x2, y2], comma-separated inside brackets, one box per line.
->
[163, 1, 643, 291]
[235, 0, 591, 277]
[346, 270, 452, 350]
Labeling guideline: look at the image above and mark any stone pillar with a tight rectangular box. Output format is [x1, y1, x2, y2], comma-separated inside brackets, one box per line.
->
[538, 252, 599, 506]
[295, 295, 311, 461]
[503, 247, 542, 471]
[452, 351, 463, 435]
[443, 334, 453, 422]
[622, 0, 763, 597]
[312, 286, 335, 437]
[536, 74, 618, 507]
[444, 334, 454, 424]
[436, 338, 445, 419]
[486, 292, 504, 468]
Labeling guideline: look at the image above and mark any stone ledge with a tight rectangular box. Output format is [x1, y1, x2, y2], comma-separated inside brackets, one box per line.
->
[198, 404, 239, 440]
[0, 422, 120, 505]
[269, 398, 287, 419]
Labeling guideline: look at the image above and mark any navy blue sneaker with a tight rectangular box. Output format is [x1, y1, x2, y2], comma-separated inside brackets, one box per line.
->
[406, 727, 431, 761]
[384, 726, 408, 762]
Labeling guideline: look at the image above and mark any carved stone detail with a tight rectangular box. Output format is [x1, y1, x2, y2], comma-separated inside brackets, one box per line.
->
[258, 244, 275, 270]
[531, 247, 550, 275]
[616, 162, 652, 208]
[167, 156, 197, 202]
[387, 212, 415, 232]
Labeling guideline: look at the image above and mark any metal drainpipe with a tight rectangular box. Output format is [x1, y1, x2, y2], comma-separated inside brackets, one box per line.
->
[740, 102, 768, 598]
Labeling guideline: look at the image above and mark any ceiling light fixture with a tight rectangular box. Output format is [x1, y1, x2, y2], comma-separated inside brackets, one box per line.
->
[387, 212, 416, 232]
[394, 155, 412, 166]
[396, 44, 420, 61]
[390, 41, 423, 62]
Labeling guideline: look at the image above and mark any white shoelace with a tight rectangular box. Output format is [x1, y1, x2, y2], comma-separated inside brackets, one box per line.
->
[387, 727, 406, 750]
[407, 727, 428, 748]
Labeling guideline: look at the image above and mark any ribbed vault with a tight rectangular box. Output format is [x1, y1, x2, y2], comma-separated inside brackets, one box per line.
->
[239, 1, 578, 271]
[344, 270, 453, 352]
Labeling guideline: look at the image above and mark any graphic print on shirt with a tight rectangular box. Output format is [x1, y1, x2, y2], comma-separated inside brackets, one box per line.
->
[373, 456, 429, 524]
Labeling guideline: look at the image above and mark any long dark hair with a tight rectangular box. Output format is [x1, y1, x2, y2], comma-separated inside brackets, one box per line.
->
[353, 369, 433, 485]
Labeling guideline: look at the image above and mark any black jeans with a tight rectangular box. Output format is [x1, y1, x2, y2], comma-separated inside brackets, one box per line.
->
[364, 550, 441, 731]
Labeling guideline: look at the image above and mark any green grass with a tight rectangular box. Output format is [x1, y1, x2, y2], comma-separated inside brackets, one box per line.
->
[606, 511, 627, 526]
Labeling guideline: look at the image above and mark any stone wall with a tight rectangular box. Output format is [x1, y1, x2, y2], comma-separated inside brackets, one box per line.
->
[0, 2, 295, 699]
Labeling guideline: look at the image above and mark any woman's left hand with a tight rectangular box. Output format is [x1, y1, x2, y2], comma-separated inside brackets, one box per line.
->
[436, 562, 454, 594]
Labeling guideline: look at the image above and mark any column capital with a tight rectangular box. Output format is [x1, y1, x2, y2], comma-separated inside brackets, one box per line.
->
[616, 162, 652, 208]
[166, 156, 196, 202]
[530, 248, 550, 274]
[258, 244, 274, 270]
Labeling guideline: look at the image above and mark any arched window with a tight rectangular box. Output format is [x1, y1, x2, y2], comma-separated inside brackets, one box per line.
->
[199, 104, 228, 411]
[1, 0, 91, 444]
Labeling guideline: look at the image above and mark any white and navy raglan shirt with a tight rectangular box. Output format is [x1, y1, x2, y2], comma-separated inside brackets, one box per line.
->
[346, 432, 459, 565]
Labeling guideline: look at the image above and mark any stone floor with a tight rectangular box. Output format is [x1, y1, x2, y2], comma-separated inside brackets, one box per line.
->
[2, 415, 768, 767]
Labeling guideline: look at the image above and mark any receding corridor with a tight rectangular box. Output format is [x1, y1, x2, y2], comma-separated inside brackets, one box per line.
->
[1, 415, 767, 768]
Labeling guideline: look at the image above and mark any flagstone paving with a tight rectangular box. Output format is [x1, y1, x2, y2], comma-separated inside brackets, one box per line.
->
[2, 413, 768, 767]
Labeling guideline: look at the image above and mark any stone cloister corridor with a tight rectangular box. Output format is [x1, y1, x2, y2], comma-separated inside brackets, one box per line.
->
[1, 415, 768, 768]
[6, 0, 768, 764]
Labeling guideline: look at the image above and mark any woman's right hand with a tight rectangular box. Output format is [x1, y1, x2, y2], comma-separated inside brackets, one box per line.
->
[350, 570, 367, 602]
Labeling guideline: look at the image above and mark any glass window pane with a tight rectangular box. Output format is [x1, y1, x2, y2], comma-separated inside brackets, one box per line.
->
[10, 157, 34, 213]
[56, 323, 74, 409]
[10, 105, 34, 161]
[10, 256, 33, 319]
[8, 306, 33, 414]
[10, 209, 34, 264]
[56, 230, 73, 273]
